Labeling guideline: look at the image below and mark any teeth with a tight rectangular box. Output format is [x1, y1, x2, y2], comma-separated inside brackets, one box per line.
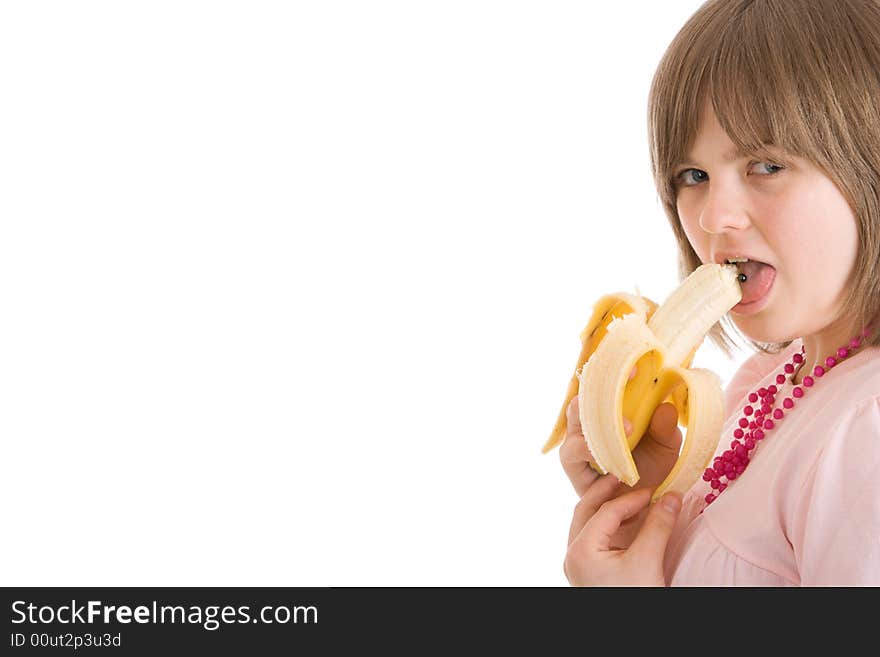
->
[726, 258, 749, 264]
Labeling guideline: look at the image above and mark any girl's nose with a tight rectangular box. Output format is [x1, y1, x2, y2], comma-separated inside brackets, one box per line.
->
[698, 183, 751, 234]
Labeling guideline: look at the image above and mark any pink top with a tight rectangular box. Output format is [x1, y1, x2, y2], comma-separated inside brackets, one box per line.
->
[664, 338, 880, 586]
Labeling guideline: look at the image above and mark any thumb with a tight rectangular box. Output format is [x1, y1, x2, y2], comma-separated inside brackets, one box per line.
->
[629, 491, 682, 559]
[649, 402, 683, 451]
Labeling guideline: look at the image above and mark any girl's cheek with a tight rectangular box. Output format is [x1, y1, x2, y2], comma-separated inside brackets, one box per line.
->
[678, 214, 709, 261]
[677, 200, 700, 237]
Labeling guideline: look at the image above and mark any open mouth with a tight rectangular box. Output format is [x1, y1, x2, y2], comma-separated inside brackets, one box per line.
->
[725, 258, 776, 308]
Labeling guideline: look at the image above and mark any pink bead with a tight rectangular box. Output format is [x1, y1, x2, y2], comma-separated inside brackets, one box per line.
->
[710, 478, 721, 489]
[743, 405, 753, 416]
[792, 386, 804, 398]
[735, 463, 746, 474]
[764, 419, 774, 430]
[749, 392, 758, 403]
[803, 376, 814, 387]
[772, 409, 783, 419]
[761, 403, 771, 414]
[776, 374, 786, 384]
[753, 429, 765, 440]
[722, 450, 733, 461]
[738, 417, 748, 428]
[783, 398, 794, 409]
[813, 366, 825, 377]
[768, 385, 778, 395]
[734, 428, 744, 438]
[703, 468, 715, 482]
[793, 353, 804, 364]
[718, 483, 727, 492]
[745, 438, 756, 450]
[784, 363, 794, 374]
[735, 445, 747, 459]
[838, 347, 849, 359]
[850, 338, 861, 349]
[705, 493, 716, 504]
[825, 356, 837, 368]
[759, 387, 768, 397]
[728, 470, 738, 480]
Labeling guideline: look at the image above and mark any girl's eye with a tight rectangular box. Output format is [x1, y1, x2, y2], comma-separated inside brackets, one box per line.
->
[675, 162, 785, 188]
[676, 169, 708, 186]
[750, 162, 785, 175]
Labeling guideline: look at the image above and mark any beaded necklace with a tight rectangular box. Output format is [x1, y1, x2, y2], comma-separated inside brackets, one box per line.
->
[701, 325, 874, 509]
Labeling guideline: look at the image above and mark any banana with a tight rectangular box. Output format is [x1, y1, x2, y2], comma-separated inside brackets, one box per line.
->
[544, 263, 743, 503]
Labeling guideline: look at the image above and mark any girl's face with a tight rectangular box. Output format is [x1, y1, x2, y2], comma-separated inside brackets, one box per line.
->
[675, 102, 859, 346]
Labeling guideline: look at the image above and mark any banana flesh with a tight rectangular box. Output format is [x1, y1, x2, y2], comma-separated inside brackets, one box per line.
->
[544, 263, 742, 503]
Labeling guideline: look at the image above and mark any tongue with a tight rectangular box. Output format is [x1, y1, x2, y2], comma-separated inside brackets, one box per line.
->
[737, 261, 776, 304]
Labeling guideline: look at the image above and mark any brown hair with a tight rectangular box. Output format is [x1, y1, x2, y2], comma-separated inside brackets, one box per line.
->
[648, 0, 880, 358]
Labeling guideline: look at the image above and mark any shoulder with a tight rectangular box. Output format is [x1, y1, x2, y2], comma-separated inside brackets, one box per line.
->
[805, 349, 880, 484]
[815, 346, 880, 431]
[842, 346, 880, 409]
[820, 396, 880, 463]
[793, 391, 880, 585]
[803, 346, 880, 451]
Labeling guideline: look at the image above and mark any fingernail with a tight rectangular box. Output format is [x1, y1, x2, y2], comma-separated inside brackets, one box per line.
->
[662, 494, 681, 513]
[628, 366, 638, 381]
[623, 417, 633, 436]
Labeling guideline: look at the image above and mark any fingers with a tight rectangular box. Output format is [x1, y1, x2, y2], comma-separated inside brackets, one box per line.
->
[579, 487, 653, 553]
[629, 492, 682, 559]
[561, 395, 633, 497]
[560, 396, 598, 496]
[648, 402, 683, 451]
[567, 474, 620, 545]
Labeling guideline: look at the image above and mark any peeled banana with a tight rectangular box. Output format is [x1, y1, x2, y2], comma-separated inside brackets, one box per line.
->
[544, 263, 743, 503]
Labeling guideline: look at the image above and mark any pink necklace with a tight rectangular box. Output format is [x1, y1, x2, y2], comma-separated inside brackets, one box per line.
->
[701, 325, 875, 509]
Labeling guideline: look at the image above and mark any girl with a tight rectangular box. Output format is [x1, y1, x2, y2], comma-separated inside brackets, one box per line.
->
[561, 0, 880, 586]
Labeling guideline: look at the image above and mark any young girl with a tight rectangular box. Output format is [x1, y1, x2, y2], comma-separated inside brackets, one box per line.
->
[561, 0, 880, 586]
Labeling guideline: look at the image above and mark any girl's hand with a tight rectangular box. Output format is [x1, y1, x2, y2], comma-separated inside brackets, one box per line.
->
[563, 477, 682, 586]
[559, 370, 683, 548]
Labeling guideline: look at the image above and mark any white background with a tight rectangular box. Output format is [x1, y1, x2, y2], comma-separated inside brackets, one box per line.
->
[0, 1, 749, 585]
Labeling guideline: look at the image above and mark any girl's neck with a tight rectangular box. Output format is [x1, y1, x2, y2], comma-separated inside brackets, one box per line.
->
[791, 317, 864, 385]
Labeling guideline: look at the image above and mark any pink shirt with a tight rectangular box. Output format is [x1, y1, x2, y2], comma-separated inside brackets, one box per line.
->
[664, 338, 880, 586]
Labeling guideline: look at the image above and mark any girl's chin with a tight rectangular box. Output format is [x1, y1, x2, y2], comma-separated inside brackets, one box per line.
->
[729, 316, 795, 346]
